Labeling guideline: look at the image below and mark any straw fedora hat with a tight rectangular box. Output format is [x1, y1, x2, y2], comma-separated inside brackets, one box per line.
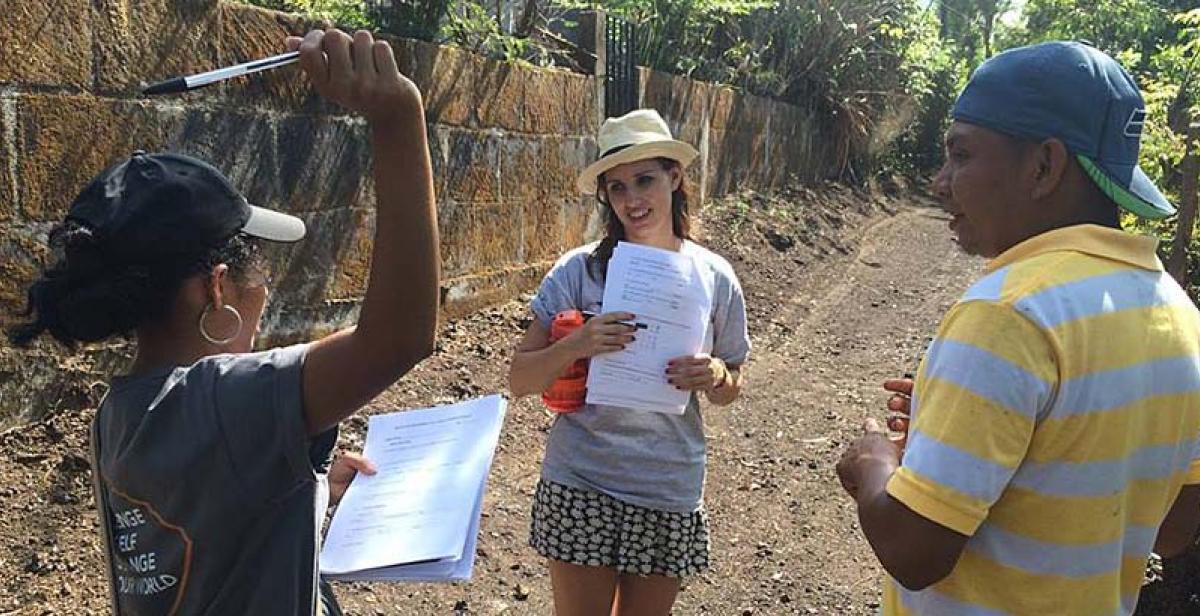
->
[576, 109, 699, 195]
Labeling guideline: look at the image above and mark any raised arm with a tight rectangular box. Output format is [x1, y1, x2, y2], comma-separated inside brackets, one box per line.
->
[292, 29, 440, 435]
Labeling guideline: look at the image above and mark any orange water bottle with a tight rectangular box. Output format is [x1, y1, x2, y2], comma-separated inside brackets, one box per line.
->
[542, 310, 588, 413]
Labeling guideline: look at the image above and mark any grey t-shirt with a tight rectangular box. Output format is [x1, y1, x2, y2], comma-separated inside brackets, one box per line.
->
[92, 344, 338, 615]
[531, 241, 751, 513]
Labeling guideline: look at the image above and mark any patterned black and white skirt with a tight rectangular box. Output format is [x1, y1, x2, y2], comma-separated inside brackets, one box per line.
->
[529, 479, 710, 577]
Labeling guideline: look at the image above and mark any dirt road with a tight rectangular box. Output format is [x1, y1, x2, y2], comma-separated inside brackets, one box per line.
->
[333, 189, 982, 616]
[2, 186, 1195, 614]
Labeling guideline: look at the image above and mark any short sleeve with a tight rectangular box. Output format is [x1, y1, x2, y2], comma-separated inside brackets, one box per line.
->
[530, 251, 588, 326]
[711, 270, 751, 367]
[887, 300, 1057, 536]
[211, 343, 316, 506]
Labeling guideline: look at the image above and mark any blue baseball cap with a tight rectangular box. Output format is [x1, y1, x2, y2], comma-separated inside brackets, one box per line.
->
[952, 41, 1175, 219]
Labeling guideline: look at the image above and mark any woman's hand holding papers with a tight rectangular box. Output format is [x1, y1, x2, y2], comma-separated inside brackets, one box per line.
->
[666, 354, 725, 391]
[329, 452, 377, 507]
[562, 312, 637, 359]
[668, 354, 742, 406]
[508, 313, 633, 399]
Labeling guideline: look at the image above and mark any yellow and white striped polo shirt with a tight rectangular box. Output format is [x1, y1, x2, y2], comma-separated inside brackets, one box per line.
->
[884, 224, 1200, 615]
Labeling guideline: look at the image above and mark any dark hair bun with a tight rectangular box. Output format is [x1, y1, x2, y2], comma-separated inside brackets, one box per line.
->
[8, 221, 173, 347]
[57, 223, 107, 281]
[9, 220, 264, 349]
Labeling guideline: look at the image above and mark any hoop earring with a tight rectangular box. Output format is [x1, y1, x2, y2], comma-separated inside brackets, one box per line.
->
[199, 303, 243, 346]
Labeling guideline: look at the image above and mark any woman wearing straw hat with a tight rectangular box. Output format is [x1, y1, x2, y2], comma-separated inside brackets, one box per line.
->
[509, 109, 751, 615]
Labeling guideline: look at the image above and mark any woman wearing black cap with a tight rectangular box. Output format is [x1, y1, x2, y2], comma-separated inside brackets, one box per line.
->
[8, 29, 438, 615]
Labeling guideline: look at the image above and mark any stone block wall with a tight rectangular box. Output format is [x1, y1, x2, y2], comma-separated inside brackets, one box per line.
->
[0, 2, 874, 424]
[0, 1, 599, 423]
[639, 69, 844, 201]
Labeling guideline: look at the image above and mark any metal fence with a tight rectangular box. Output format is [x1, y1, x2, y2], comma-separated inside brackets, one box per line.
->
[605, 16, 637, 118]
[357, 3, 640, 117]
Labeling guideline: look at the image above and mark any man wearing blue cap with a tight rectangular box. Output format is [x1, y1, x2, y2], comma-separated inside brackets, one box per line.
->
[836, 41, 1200, 614]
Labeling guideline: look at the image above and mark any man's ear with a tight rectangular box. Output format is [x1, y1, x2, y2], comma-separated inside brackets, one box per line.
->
[1030, 138, 1070, 201]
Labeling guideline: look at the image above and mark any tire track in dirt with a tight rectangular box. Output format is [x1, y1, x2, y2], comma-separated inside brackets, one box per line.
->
[684, 206, 982, 614]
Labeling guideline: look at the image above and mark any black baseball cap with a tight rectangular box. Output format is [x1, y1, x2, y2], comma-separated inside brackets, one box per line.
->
[66, 151, 306, 264]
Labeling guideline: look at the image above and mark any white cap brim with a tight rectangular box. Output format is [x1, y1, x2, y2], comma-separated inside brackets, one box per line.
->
[242, 204, 307, 242]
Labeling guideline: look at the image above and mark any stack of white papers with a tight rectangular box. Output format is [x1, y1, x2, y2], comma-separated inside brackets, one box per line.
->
[586, 242, 714, 414]
[319, 395, 507, 582]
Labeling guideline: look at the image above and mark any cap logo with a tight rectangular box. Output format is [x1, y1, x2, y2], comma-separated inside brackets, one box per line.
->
[1124, 108, 1146, 139]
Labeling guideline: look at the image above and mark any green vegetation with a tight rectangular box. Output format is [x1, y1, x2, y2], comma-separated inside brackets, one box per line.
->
[1001, 1, 1200, 288]
[240, 0, 1198, 287]
[242, 1, 574, 66]
[245, 0, 376, 28]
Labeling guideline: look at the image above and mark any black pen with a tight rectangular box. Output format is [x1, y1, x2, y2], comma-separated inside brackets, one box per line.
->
[142, 51, 300, 95]
[581, 311, 648, 330]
